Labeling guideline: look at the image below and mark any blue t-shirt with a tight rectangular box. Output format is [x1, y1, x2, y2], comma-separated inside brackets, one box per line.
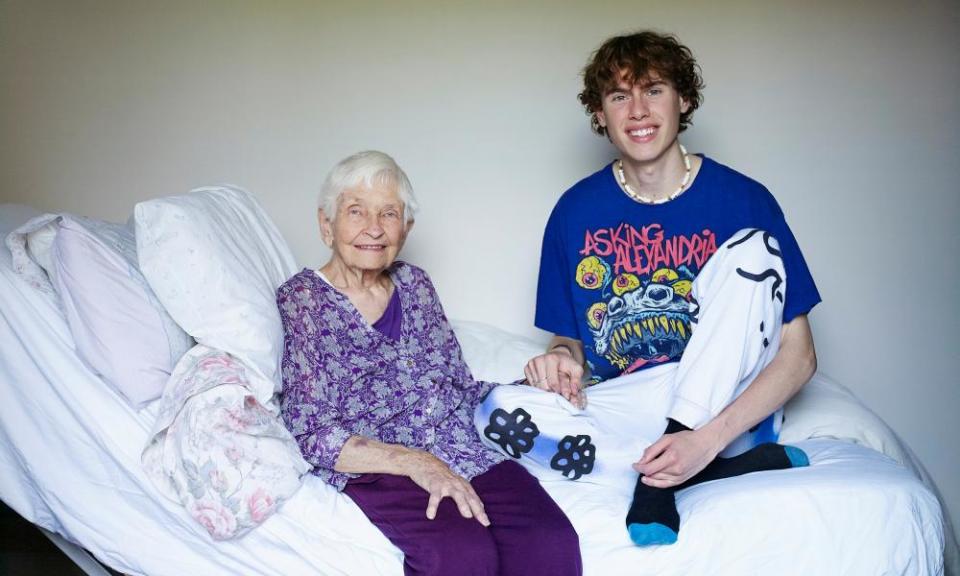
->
[535, 155, 821, 383]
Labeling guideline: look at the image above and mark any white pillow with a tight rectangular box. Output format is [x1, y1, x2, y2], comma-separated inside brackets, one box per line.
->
[51, 216, 194, 407]
[452, 319, 545, 383]
[135, 185, 297, 400]
[781, 372, 903, 457]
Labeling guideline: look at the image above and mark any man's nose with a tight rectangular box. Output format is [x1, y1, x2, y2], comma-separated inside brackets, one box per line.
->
[629, 94, 649, 119]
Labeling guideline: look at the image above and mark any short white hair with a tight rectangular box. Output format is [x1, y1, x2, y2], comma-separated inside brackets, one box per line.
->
[318, 150, 419, 224]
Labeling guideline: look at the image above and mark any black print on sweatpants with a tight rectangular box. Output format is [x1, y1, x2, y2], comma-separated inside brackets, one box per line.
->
[483, 408, 539, 458]
[550, 435, 596, 480]
[727, 228, 782, 258]
[730, 229, 785, 303]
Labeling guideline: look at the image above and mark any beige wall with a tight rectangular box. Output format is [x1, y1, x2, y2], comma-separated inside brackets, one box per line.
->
[2, 0, 958, 528]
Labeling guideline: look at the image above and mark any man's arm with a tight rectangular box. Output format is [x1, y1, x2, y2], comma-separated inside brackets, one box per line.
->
[523, 335, 587, 408]
[635, 314, 816, 487]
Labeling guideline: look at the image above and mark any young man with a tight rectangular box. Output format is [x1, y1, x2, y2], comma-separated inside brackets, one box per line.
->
[476, 31, 820, 546]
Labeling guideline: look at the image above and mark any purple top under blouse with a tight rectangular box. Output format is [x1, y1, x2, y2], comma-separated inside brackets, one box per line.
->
[371, 285, 402, 340]
[277, 262, 506, 490]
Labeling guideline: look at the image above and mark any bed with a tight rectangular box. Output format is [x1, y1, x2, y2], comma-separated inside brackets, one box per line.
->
[0, 197, 955, 576]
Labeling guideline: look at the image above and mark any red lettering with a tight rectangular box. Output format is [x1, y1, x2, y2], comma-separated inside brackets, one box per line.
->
[580, 223, 719, 279]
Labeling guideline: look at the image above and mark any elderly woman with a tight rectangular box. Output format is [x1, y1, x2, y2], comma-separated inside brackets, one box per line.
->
[277, 151, 581, 576]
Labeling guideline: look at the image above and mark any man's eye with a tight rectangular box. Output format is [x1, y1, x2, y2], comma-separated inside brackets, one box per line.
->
[648, 88, 662, 96]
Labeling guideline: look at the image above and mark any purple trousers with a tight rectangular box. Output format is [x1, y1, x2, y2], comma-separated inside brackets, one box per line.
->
[344, 460, 582, 576]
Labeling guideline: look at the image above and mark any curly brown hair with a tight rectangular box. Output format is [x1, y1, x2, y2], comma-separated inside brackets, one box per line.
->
[579, 31, 704, 136]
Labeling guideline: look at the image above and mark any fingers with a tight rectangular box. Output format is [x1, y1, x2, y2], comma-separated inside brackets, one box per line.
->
[558, 371, 588, 409]
[559, 359, 584, 404]
[556, 368, 575, 402]
[575, 388, 588, 409]
[638, 435, 670, 465]
[524, 356, 550, 389]
[641, 474, 681, 489]
[524, 354, 558, 391]
[454, 484, 490, 527]
[636, 453, 673, 477]
[424, 480, 490, 527]
[426, 493, 441, 520]
[633, 437, 673, 476]
[570, 373, 587, 410]
[523, 364, 539, 388]
[451, 490, 474, 520]
[525, 353, 585, 403]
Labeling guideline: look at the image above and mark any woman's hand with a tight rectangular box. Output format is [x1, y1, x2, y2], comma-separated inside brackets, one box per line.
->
[405, 451, 490, 526]
[524, 349, 586, 409]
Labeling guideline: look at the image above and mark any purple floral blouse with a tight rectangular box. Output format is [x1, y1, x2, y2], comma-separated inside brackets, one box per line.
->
[277, 262, 506, 490]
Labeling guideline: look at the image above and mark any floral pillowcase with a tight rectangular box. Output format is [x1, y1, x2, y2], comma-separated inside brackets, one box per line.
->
[143, 346, 309, 540]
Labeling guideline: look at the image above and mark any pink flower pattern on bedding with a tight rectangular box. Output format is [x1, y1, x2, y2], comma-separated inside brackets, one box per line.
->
[142, 346, 309, 540]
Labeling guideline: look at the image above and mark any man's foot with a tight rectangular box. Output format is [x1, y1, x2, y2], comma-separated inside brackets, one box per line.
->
[624, 442, 809, 547]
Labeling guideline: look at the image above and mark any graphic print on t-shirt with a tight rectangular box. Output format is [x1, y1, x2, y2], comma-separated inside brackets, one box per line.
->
[576, 222, 718, 378]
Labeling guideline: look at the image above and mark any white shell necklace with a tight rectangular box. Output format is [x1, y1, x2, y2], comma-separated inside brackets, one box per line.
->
[615, 144, 691, 205]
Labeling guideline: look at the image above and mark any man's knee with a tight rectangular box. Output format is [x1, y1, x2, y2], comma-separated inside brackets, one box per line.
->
[724, 228, 783, 266]
[475, 385, 544, 459]
[476, 384, 541, 432]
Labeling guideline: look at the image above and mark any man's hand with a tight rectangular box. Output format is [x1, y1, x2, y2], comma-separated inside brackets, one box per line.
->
[632, 428, 723, 488]
[524, 349, 586, 409]
[405, 451, 490, 526]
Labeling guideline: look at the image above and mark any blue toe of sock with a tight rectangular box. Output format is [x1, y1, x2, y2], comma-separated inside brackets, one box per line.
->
[784, 445, 809, 468]
[628, 522, 678, 546]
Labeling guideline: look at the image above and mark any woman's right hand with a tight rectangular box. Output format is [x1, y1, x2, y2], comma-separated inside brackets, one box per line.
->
[524, 350, 586, 409]
[405, 451, 490, 526]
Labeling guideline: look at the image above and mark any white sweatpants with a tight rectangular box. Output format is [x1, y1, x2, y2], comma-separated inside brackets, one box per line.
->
[475, 229, 788, 491]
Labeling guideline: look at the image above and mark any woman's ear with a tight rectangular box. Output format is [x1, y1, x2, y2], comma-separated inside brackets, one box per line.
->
[318, 208, 334, 247]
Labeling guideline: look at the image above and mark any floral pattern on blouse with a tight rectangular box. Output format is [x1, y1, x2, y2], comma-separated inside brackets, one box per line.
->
[277, 262, 506, 490]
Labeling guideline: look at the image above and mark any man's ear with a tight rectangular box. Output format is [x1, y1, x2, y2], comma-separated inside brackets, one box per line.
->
[679, 96, 690, 114]
[318, 208, 334, 247]
[595, 109, 607, 128]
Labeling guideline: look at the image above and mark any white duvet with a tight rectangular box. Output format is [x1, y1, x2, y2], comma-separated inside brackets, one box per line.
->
[0, 205, 952, 575]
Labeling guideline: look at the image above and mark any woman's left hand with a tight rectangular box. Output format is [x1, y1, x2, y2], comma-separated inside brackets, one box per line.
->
[523, 350, 587, 409]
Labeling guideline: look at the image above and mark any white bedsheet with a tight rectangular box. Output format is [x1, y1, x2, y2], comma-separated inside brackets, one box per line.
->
[0, 207, 949, 575]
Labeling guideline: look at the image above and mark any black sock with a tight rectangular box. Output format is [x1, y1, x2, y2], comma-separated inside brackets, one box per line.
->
[624, 419, 689, 545]
[679, 442, 807, 489]
[664, 417, 690, 435]
[626, 419, 808, 546]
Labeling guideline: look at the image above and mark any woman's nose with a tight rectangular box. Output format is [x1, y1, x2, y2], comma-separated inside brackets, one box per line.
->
[364, 217, 385, 237]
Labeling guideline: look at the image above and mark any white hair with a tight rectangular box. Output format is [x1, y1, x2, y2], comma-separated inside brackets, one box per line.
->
[317, 150, 418, 224]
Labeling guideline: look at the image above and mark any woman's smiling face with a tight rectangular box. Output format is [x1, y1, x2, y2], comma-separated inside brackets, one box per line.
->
[320, 183, 411, 274]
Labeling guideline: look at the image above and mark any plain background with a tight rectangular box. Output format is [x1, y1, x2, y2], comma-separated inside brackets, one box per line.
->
[2, 0, 957, 532]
